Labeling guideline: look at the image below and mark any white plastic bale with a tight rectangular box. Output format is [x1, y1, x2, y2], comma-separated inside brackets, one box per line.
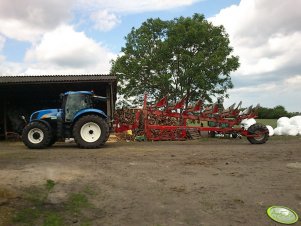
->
[277, 117, 290, 127]
[240, 118, 256, 129]
[274, 127, 283, 136]
[240, 119, 248, 128]
[289, 115, 301, 129]
[289, 115, 301, 135]
[266, 125, 274, 136]
[288, 127, 299, 136]
[282, 124, 299, 136]
[248, 118, 256, 126]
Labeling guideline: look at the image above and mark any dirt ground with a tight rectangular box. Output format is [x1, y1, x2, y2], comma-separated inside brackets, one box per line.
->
[0, 137, 301, 226]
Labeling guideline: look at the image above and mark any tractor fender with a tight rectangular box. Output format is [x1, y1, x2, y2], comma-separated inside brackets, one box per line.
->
[73, 109, 107, 123]
[30, 119, 52, 130]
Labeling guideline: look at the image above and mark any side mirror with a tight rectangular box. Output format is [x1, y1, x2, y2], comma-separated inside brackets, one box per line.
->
[59, 93, 64, 100]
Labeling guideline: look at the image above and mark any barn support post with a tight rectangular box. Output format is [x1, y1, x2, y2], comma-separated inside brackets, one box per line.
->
[110, 82, 114, 121]
[106, 85, 111, 119]
[3, 99, 7, 140]
[106, 82, 114, 129]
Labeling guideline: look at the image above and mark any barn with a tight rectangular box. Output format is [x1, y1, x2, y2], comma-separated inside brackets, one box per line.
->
[0, 74, 117, 140]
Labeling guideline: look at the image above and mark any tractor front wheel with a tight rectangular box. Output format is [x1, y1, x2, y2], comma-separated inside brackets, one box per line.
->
[73, 115, 109, 149]
[22, 121, 52, 149]
[247, 124, 269, 144]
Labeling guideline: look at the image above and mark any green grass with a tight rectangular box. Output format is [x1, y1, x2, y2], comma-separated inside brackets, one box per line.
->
[43, 212, 64, 226]
[11, 180, 98, 226]
[45, 179, 56, 192]
[66, 193, 91, 213]
[13, 208, 41, 225]
[256, 119, 277, 128]
[189, 118, 278, 128]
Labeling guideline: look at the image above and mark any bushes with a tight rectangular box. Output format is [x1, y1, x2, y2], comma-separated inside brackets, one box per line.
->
[257, 105, 300, 119]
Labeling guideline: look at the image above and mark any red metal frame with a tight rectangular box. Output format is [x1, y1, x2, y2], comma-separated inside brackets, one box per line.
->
[115, 94, 261, 141]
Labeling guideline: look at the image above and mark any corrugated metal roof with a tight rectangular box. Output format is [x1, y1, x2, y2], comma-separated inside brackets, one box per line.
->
[0, 74, 117, 84]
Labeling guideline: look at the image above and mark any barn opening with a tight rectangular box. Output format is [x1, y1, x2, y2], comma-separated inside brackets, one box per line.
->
[0, 74, 117, 140]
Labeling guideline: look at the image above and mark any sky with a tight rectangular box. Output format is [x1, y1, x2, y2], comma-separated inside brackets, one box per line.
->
[0, 0, 300, 112]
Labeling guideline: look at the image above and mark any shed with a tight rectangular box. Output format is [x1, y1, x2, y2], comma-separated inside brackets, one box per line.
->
[0, 74, 117, 140]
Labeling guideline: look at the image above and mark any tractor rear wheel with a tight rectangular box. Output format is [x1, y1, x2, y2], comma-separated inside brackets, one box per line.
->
[73, 115, 109, 149]
[247, 124, 269, 144]
[22, 121, 52, 149]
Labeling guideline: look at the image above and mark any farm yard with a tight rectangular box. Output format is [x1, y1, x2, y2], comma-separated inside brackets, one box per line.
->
[0, 1, 300, 226]
[0, 136, 300, 226]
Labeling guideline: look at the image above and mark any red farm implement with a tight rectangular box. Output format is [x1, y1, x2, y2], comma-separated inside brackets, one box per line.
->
[114, 94, 269, 144]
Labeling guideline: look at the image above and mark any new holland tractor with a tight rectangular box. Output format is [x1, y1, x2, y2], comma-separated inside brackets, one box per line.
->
[22, 91, 110, 149]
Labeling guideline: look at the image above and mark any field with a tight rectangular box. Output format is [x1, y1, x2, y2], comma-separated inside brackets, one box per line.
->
[0, 136, 300, 226]
[256, 119, 277, 128]
[189, 118, 278, 128]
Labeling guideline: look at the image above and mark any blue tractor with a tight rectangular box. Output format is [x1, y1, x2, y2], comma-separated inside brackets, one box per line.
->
[22, 91, 110, 149]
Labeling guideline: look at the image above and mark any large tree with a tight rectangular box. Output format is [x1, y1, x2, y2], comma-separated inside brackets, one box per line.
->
[111, 14, 239, 105]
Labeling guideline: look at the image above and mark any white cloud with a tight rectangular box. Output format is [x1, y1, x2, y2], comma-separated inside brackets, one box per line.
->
[210, 0, 301, 112]
[0, 35, 6, 62]
[0, 0, 203, 38]
[229, 83, 277, 94]
[285, 75, 301, 86]
[90, 10, 121, 31]
[81, 0, 201, 13]
[224, 78, 301, 112]
[0, 0, 73, 41]
[0, 0, 203, 75]
[0, 35, 5, 51]
[0, 61, 25, 75]
[24, 25, 116, 74]
[81, 0, 202, 31]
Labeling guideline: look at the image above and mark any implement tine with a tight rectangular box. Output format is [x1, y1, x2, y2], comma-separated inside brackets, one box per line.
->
[235, 101, 242, 110]
[246, 105, 253, 115]
[193, 100, 203, 111]
[228, 103, 236, 110]
[253, 104, 260, 110]
[239, 105, 252, 116]
[250, 104, 260, 117]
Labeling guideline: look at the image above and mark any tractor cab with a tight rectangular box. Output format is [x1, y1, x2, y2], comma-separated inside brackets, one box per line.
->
[62, 91, 94, 122]
[61, 91, 107, 122]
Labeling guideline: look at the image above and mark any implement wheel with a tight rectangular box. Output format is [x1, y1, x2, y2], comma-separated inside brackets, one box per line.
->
[73, 115, 109, 149]
[247, 124, 269, 144]
[22, 121, 52, 149]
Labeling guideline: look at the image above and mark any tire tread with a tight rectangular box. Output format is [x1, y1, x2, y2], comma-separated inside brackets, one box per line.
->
[22, 121, 52, 149]
[247, 123, 269, 144]
[73, 115, 109, 149]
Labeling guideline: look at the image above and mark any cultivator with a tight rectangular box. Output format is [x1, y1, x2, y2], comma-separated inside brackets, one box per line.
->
[114, 94, 269, 144]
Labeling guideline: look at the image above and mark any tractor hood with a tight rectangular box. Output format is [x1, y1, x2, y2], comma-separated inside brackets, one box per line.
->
[30, 109, 61, 122]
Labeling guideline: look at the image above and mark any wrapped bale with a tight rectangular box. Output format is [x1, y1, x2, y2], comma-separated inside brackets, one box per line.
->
[277, 117, 290, 127]
[240, 118, 256, 129]
[282, 124, 299, 136]
[274, 127, 283, 136]
[289, 116, 301, 135]
[274, 115, 301, 136]
[266, 125, 274, 136]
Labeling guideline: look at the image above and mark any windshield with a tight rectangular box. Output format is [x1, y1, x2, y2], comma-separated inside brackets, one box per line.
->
[64, 93, 92, 121]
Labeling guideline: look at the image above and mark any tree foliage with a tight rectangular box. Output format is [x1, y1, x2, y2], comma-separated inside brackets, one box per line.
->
[258, 105, 300, 119]
[111, 14, 239, 105]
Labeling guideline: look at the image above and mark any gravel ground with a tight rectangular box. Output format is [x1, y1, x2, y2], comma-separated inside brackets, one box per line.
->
[0, 136, 301, 226]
